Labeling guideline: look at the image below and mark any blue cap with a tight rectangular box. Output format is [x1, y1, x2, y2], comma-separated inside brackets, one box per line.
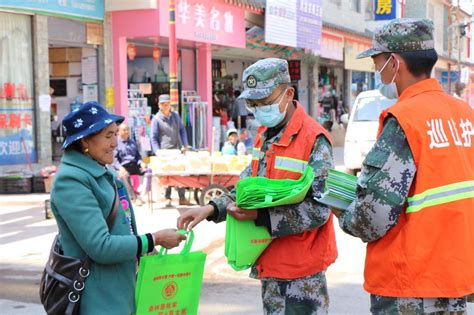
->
[61, 101, 124, 150]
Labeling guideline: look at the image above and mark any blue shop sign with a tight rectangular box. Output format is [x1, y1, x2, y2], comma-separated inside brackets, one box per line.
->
[374, 0, 397, 21]
[0, 0, 104, 21]
[441, 71, 459, 84]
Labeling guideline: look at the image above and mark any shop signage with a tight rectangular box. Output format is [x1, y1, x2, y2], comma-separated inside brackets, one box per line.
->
[344, 40, 375, 72]
[265, 0, 323, 54]
[86, 23, 104, 45]
[374, 0, 397, 21]
[0, 0, 104, 21]
[0, 12, 37, 165]
[441, 71, 459, 84]
[0, 97, 36, 165]
[321, 32, 344, 61]
[159, 0, 245, 48]
[288, 60, 301, 80]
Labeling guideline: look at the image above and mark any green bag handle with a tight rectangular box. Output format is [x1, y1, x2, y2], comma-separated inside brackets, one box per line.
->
[158, 229, 194, 256]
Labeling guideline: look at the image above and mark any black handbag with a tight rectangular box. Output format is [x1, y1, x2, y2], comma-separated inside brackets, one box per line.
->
[39, 187, 119, 315]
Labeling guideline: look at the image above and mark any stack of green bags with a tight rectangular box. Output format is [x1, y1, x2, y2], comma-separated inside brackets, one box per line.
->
[316, 169, 357, 210]
[225, 166, 315, 271]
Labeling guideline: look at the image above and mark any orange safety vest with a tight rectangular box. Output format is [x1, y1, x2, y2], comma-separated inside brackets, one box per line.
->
[365, 79, 474, 297]
[251, 102, 338, 279]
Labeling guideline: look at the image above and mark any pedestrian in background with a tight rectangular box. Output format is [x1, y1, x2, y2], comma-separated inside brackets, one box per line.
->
[232, 90, 248, 129]
[237, 128, 252, 155]
[178, 58, 337, 314]
[113, 123, 145, 205]
[332, 19, 474, 314]
[50, 102, 185, 314]
[151, 94, 191, 206]
[221, 128, 238, 155]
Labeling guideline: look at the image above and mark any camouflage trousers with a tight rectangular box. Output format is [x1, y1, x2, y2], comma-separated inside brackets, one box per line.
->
[260, 271, 329, 315]
[370, 295, 467, 315]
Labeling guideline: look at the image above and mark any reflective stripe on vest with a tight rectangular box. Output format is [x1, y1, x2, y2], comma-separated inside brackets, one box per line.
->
[252, 148, 261, 161]
[406, 180, 474, 213]
[274, 156, 308, 174]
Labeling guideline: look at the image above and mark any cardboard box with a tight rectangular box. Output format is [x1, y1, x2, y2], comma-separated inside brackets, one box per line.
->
[68, 62, 82, 76]
[51, 62, 69, 77]
[49, 48, 82, 63]
[67, 48, 82, 62]
[49, 62, 82, 77]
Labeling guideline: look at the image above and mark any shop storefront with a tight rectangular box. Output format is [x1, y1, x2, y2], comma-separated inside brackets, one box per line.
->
[344, 39, 375, 109]
[48, 17, 104, 160]
[110, 0, 247, 151]
[318, 31, 345, 116]
[0, 1, 105, 172]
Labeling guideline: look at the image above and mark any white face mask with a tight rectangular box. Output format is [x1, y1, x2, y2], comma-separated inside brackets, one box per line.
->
[248, 89, 289, 128]
[375, 55, 399, 99]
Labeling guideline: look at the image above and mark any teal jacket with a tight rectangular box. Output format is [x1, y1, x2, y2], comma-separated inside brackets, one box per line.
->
[51, 150, 139, 315]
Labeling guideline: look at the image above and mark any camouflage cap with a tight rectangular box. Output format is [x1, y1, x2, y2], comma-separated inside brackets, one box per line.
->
[357, 18, 434, 59]
[239, 58, 291, 100]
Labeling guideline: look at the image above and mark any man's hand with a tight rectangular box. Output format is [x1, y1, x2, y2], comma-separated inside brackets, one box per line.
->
[177, 205, 214, 230]
[118, 167, 129, 178]
[139, 161, 147, 170]
[153, 229, 187, 249]
[227, 202, 257, 221]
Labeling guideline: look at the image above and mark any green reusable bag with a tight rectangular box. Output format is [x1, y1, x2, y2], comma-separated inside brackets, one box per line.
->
[135, 230, 206, 315]
[225, 166, 314, 271]
[226, 214, 272, 271]
[235, 166, 315, 209]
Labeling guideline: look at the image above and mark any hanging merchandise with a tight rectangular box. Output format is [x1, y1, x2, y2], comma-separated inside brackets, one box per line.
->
[181, 91, 208, 150]
[128, 89, 151, 153]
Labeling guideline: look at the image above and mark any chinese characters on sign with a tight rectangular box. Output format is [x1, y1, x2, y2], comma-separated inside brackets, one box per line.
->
[265, 0, 323, 54]
[0, 12, 37, 165]
[427, 118, 474, 149]
[374, 0, 397, 21]
[159, 0, 245, 48]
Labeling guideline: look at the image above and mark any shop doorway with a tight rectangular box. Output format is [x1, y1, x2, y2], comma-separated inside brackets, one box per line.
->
[48, 45, 99, 161]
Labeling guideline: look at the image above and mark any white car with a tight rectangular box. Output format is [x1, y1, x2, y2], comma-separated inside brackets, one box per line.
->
[344, 90, 396, 174]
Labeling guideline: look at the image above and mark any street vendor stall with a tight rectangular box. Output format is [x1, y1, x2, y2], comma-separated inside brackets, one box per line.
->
[149, 150, 251, 205]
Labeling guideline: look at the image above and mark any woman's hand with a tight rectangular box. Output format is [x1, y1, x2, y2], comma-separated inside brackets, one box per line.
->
[153, 229, 187, 249]
[226, 202, 257, 221]
[177, 205, 214, 230]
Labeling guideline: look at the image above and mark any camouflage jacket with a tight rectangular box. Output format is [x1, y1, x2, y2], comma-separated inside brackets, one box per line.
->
[210, 126, 334, 239]
[337, 116, 416, 242]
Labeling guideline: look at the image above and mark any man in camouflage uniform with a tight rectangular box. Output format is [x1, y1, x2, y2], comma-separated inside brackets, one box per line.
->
[332, 19, 472, 314]
[178, 58, 336, 314]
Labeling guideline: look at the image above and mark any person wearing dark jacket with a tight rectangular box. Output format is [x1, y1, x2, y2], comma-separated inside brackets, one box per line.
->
[150, 94, 191, 206]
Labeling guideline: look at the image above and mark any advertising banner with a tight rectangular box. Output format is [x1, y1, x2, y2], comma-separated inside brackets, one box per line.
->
[374, 0, 397, 21]
[0, 0, 104, 21]
[265, 0, 323, 54]
[0, 12, 37, 165]
[159, 0, 246, 48]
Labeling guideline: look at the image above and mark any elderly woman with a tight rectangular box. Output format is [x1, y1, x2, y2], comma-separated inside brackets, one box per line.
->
[50, 102, 186, 314]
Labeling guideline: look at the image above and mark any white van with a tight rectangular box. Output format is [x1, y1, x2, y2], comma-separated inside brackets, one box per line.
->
[344, 90, 396, 174]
